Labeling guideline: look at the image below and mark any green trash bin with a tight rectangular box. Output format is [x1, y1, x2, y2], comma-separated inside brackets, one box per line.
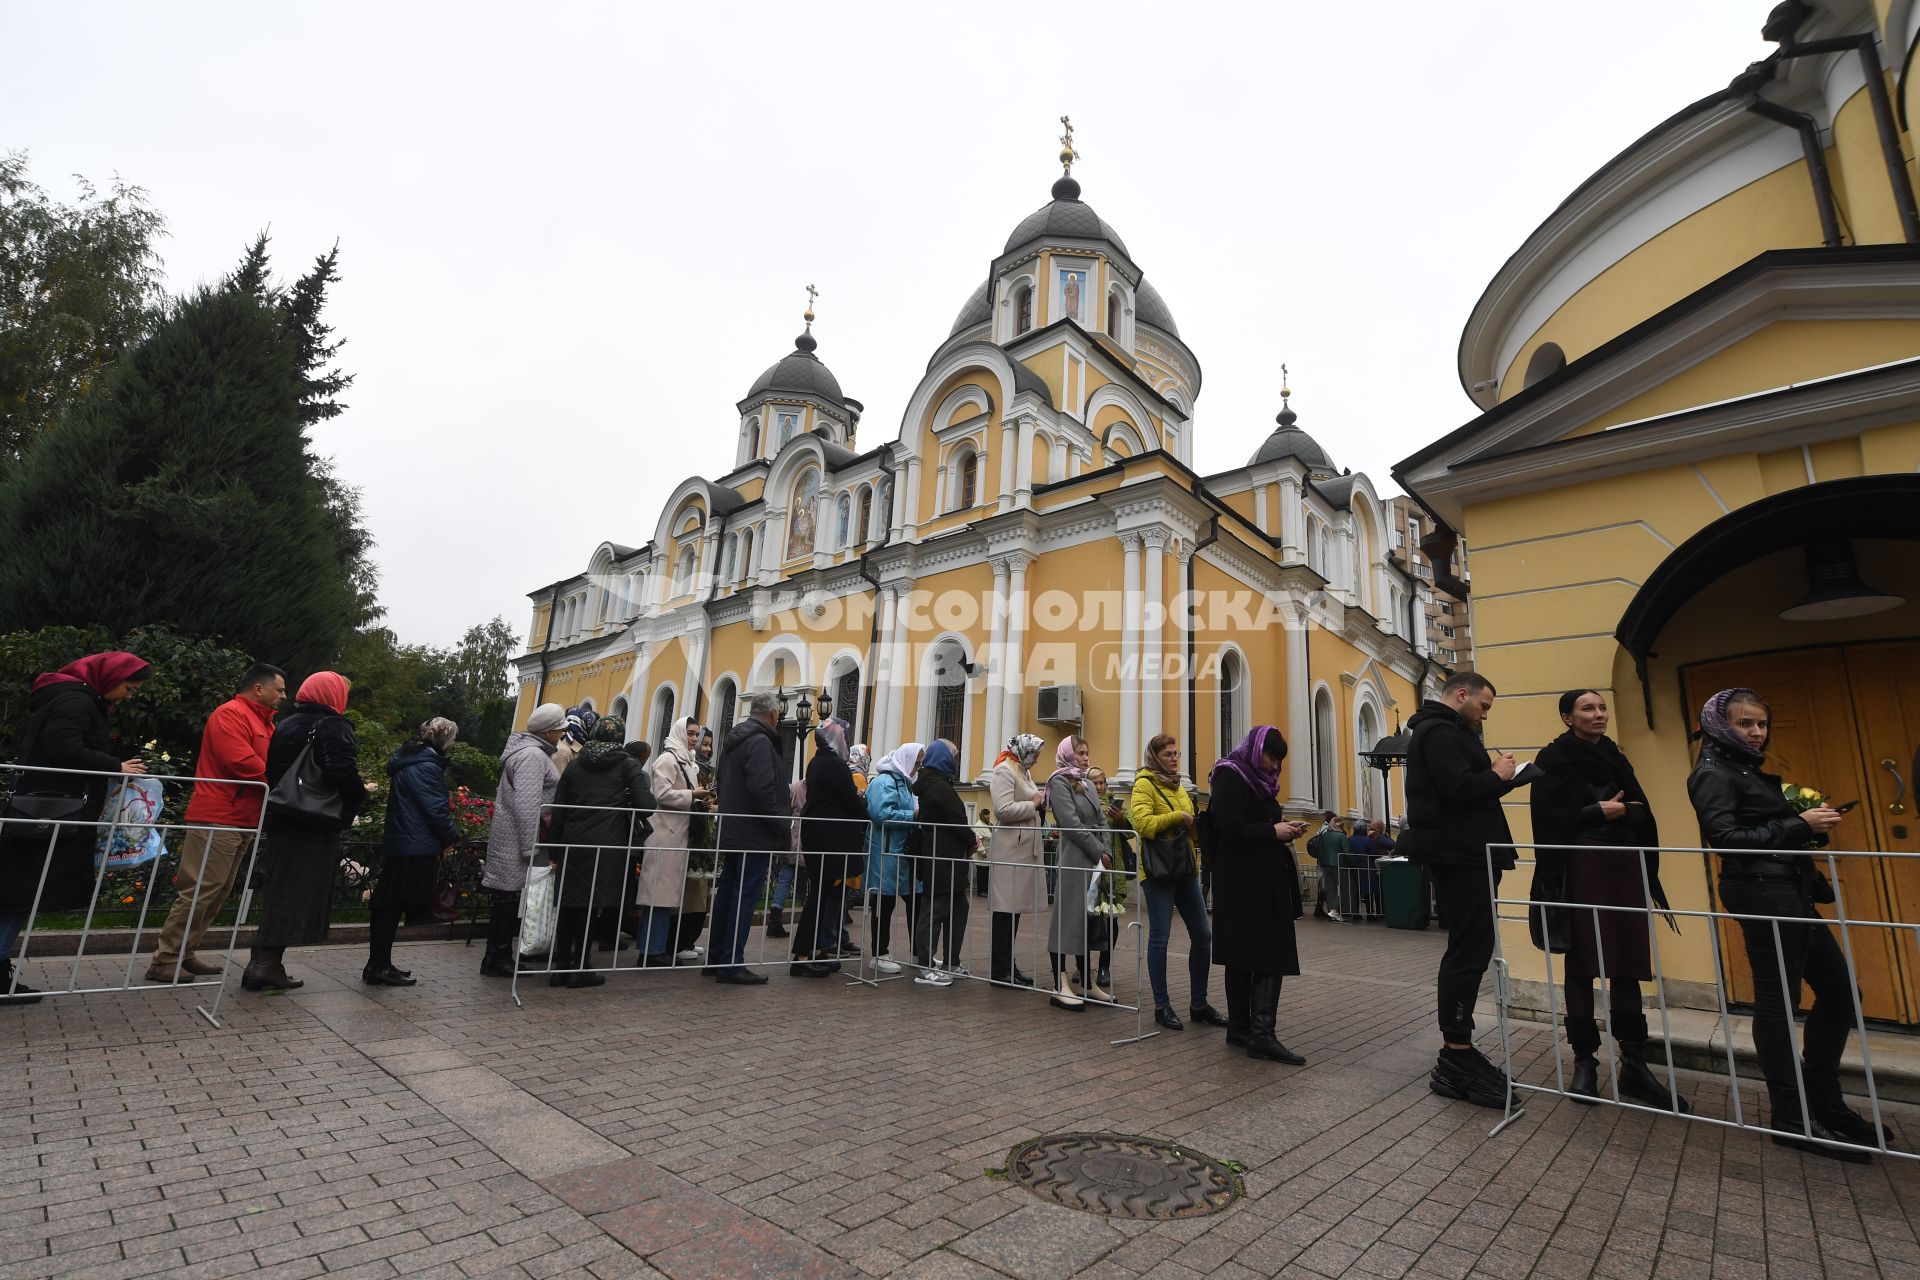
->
[1379, 858, 1430, 930]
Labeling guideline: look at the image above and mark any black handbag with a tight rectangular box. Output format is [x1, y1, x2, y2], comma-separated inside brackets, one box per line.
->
[3, 793, 87, 842]
[1139, 780, 1196, 882]
[266, 727, 348, 825]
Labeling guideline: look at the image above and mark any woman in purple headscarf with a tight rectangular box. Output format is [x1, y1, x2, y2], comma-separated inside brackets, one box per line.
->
[1206, 726, 1311, 1066]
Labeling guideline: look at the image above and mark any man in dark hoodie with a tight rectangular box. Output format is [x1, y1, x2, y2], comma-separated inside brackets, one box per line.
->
[707, 693, 790, 984]
[1401, 672, 1523, 1106]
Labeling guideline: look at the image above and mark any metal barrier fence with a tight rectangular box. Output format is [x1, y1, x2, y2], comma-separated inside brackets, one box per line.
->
[1, 763, 267, 1027]
[1486, 841, 1915, 1161]
[513, 806, 1156, 1042]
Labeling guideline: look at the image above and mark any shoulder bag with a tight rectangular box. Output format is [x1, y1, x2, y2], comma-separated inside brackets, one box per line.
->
[1138, 779, 1197, 882]
[266, 726, 348, 825]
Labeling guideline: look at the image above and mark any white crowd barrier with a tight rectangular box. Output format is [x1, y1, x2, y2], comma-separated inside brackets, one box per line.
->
[513, 805, 1156, 1040]
[0, 762, 268, 1027]
[1485, 840, 1915, 1161]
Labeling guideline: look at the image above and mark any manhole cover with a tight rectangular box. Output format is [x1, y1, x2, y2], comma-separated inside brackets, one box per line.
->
[1006, 1133, 1241, 1219]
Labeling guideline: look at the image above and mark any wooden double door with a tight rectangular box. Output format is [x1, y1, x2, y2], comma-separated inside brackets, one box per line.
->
[1683, 642, 1920, 1024]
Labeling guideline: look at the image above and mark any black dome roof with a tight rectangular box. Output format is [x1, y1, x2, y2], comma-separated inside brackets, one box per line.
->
[1002, 175, 1130, 257]
[745, 330, 844, 406]
[1248, 400, 1335, 472]
[950, 279, 992, 335]
[1135, 279, 1178, 336]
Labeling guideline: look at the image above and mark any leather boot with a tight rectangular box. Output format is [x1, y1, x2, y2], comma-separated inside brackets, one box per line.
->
[1076, 959, 1110, 1003]
[1616, 1043, 1690, 1113]
[766, 906, 789, 939]
[1246, 974, 1304, 1065]
[1568, 1055, 1599, 1103]
[1224, 969, 1252, 1047]
[1049, 958, 1084, 1011]
[479, 945, 517, 978]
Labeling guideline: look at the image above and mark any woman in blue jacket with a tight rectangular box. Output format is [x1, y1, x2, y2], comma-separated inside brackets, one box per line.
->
[366, 717, 461, 986]
[865, 743, 924, 973]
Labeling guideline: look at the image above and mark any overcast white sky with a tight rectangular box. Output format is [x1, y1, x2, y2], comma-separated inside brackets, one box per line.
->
[3, 1, 1774, 650]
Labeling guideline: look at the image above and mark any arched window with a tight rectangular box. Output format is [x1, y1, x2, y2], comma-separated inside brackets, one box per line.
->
[1107, 290, 1122, 335]
[652, 688, 676, 753]
[739, 530, 754, 579]
[856, 485, 873, 544]
[834, 664, 860, 735]
[675, 546, 697, 595]
[1013, 283, 1033, 335]
[1318, 528, 1333, 578]
[609, 695, 629, 724]
[835, 494, 852, 549]
[713, 679, 737, 740]
[746, 417, 761, 459]
[931, 641, 968, 756]
[960, 451, 979, 509]
[720, 538, 737, 583]
[1357, 702, 1383, 819]
[1523, 342, 1566, 389]
[1218, 650, 1242, 761]
[1313, 688, 1338, 812]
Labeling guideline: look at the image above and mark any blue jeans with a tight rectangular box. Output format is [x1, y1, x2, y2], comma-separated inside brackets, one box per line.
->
[771, 861, 797, 911]
[708, 849, 772, 970]
[0, 912, 24, 960]
[1143, 874, 1211, 1010]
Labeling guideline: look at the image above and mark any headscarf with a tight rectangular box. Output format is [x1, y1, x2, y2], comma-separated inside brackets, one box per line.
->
[848, 744, 872, 776]
[526, 703, 567, 733]
[924, 739, 959, 778]
[878, 742, 924, 779]
[1700, 688, 1767, 764]
[1143, 739, 1182, 789]
[297, 671, 350, 714]
[815, 716, 850, 761]
[564, 713, 588, 744]
[32, 651, 151, 697]
[1052, 735, 1087, 783]
[995, 732, 1045, 769]
[1211, 724, 1284, 798]
[579, 713, 628, 766]
[415, 717, 459, 754]
[625, 740, 652, 765]
[569, 705, 600, 738]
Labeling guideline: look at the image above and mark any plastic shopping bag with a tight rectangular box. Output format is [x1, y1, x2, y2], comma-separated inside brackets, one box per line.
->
[95, 777, 168, 870]
[518, 862, 558, 957]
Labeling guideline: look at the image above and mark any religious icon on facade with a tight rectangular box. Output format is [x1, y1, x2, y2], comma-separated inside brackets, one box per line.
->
[789, 467, 819, 557]
[777, 412, 800, 447]
[1062, 270, 1082, 322]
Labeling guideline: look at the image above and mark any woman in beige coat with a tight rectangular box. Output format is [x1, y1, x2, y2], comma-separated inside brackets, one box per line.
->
[988, 732, 1048, 986]
[636, 717, 713, 964]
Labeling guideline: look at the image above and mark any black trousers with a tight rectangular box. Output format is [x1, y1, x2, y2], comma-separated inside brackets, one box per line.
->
[914, 880, 970, 969]
[1719, 874, 1855, 1120]
[1565, 980, 1647, 1056]
[1431, 863, 1499, 1043]
[486, 889, 520, 953]
[870, 893, 916, 958]
[990, 911, 1022, 980]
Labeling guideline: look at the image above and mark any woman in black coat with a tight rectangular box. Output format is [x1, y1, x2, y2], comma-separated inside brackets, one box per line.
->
[1528, 690, 1686, 1111]
[1, 651, 152, 1003]
[545, 715, 653, 989]
[247, 670, 366, 993]
[793, 719, 862, 975]
[1206, 726, 1310, 1065]
[913, 738, 973, 977]
[1688, 687, 1867, 1161]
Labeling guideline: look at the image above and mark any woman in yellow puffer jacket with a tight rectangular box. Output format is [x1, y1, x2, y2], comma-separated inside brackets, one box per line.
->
[1128, 734, 1228, 1032]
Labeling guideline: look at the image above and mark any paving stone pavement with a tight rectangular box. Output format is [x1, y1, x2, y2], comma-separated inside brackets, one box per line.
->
[4, 911, 1919, 1278]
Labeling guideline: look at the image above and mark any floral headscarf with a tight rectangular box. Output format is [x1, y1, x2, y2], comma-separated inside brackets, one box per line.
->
[815, 717, 850, 761]
[996, 733, 1045, 769]
[849, 744, 872, 775]
[1211, 725, 1284, 798]
[579, 713, 628, 766]
[1700, 688, 1767, 764]
[415, 717, 459, 754]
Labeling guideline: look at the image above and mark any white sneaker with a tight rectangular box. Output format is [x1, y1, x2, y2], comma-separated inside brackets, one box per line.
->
[676, 947, 704, 962]
[875, 955, 902, 974]
[949, 964, 972, 978]
[914, 970, 953, 987]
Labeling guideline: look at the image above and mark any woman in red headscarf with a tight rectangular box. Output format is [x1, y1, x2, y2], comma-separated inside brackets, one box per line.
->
[243, 671, 367, 993]
[1, 651, 152, 1003]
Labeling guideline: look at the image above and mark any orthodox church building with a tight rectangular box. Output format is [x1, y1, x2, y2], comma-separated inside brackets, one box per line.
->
[513, 134, 1441, 815]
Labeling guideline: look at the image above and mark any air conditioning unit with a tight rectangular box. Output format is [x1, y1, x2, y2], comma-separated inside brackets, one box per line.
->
[1036, 684, 1082, 724]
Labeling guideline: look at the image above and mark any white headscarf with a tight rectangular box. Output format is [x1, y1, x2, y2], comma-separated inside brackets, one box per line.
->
[877, 742, 924, 779]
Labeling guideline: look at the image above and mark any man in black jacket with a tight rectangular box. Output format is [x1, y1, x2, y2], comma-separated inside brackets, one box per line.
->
[707, 693, 791, 984]
[1401, 672, 1522, 1106]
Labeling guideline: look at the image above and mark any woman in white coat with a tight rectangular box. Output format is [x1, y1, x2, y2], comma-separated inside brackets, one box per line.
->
[988, 732, 1048, 987]
[636, 717, 713, 964]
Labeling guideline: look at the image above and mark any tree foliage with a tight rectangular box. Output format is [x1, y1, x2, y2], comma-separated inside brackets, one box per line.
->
[338, 617, 520, 760]
[0, 284, 355, 672]
[0, 151, 168, 469]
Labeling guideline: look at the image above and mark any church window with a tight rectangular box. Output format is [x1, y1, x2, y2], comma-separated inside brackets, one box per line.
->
[1107, 290, 1121, 335]
[856, 485, 873, 544]
[739, 530, 754, 579]
[746, 417, 761, 459]
[714, 679, 737, 736]
[1313, 688, 1338, 811]
[653, 688, 676, 752]
[931, 641, 967, 755]
[675, 546, 696, 595]
[956, 448, 979, 510]
[1218, 650, 1242, 761]
[720, 539, 736, 583]
[835, 494, 851, 549]
[834, 666, 860, 734]
[1014, 283, 1033, 335]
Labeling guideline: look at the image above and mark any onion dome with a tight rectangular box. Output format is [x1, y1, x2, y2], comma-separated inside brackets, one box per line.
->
[1002, 173, 1131, 257]
[744, 291, 844, 405]
[1247, 377, 1335, 474]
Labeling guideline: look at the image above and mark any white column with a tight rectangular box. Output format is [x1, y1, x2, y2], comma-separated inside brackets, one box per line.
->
[681, 628, 708, 723]
[1119, 532, 1142, 773]
[1339, 527, 1359, 605]
[1253, 483, 1269, 534]
[997, 419, 1017, 512]
[1140, 528, 1167, 748]
[1285, 603, 1314, 809]
[757, 514, 781, 578]
[1014, 417, 1036, 507]
[1174, 542, 1194, 783]
[901, 459, 923, 539]
[885, 579, 916, 747]
[1003, 555, 1031, 747]
[983, 557, 1009, 779]
[1279, 476, 1304, 564]
[870, 584, 898, 748]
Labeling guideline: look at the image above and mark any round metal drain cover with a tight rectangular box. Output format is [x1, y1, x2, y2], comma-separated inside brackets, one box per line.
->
[1006, 1133, 1241, 1219]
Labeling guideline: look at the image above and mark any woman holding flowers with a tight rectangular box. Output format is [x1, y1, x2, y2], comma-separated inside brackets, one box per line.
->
[1529, 690, 1685, 1111]
[1688, 686, 1867, 1160]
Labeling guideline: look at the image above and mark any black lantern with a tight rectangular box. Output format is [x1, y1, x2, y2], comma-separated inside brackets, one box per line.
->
[1359, 730, 1411, 830]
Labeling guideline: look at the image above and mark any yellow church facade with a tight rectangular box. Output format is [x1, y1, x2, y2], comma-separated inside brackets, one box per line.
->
[1397, 0, 1920, 1022]
[513, 143, 1437, 819]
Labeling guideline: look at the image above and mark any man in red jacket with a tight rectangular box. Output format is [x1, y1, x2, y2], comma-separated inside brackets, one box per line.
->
[147, 664, 286, 983]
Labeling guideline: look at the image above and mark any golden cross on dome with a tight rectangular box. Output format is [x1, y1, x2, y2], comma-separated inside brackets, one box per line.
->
[804, 283, 818, 329]
[1058, 115, 1079, 174]
[1281, 363, 1291, 401]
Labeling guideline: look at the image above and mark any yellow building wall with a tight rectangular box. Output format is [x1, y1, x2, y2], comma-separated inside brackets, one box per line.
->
[1500, 161, 1825, 394]
[1826, 85, 1907, 246]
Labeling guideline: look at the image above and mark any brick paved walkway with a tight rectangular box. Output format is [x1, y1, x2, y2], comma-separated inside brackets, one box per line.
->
[4, 914, 1918, 1278]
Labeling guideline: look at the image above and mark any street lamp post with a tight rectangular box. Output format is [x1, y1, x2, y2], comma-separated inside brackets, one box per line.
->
[1358, 729, 1411, 831]
[776, 686, 830, 776]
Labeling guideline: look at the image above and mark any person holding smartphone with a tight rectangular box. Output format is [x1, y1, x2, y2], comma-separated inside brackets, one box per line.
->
[1688, 687, 1870, 1161]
